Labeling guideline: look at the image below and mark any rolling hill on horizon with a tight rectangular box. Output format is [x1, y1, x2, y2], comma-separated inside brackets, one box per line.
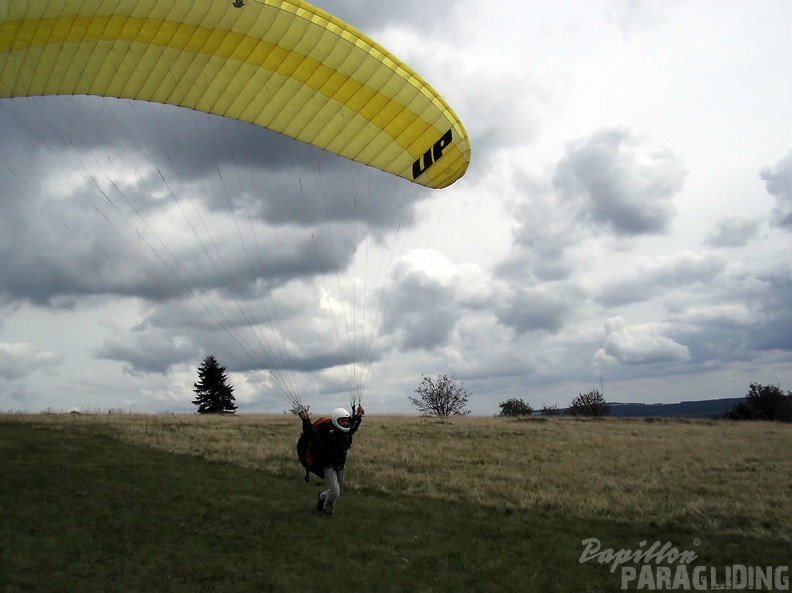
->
[605, 397, 745, 419]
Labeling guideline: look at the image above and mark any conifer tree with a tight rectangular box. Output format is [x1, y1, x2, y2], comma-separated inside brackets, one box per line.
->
[192, 355, 237, 414]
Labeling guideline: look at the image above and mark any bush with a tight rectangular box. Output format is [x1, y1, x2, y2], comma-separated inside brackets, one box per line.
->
[726, 383, 792, 422]
[541, 404, 561, 416]
[567, 390, 610, 417]
[498, 398, 533, 417]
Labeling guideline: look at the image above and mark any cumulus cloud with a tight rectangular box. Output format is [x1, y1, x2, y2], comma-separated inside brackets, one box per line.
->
[0, 342, 63, 380]
[705, 217, 762, 248]
[594, 317, 690, 365]
[93, 278, 370, 377]
[0, 97, 421, 309]
[597, 251, 726, 306]
[95, 331, 199, 375]
[381, 250, 461, 351]
[497, 173, 581, 283]
[379, 250, 499, 353]
[747, 273, 792, 352]
[662, 303, 754, 364]
[660, 270, 792, 363]
[553, 127, 687, 236]
[495, 283, 584, 335]
[760, 147, 792, 228]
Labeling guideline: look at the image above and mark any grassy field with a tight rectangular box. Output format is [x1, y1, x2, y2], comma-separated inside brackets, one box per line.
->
[2, 413, 791, 592]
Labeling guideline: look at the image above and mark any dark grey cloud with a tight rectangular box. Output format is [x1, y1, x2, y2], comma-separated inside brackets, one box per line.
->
[2, 96, 326, 176]
[497, 213, 577, 282]
[94, 322, 352, 376]
[496, 246, 574, 285]
[2, 97, 422, 227]
[0, 96, 422, 308]
[669, 314, 751, 365]
[381, 260, 460, 352]
[0, 92, 425, 386]
[495, 283, 584, 335]
[0, 176, 178, 305]
[760, 147, 792, 228]
[498, 130, 687, 292]
[597, 251, 725, 307]
[590, 263, 792, 378]
[94, 287, 376, 376]
[95, 331, 199, 375]
[654, 268, 792, 365]
[553, 127, 686, 235]
[748, 272, 792, 352]
[495, 173, 580, 283]
[0, 176, 345, 306]
[705, 217, 762, 248]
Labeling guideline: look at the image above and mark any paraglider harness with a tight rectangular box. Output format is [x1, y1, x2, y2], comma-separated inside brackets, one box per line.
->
[296, 416, 331, 482]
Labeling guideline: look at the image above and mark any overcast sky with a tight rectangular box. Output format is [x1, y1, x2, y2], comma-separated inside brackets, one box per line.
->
[2, 0, 791, 415]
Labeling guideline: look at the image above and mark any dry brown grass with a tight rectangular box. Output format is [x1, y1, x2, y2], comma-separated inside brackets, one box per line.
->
[6, 412, 791, 539]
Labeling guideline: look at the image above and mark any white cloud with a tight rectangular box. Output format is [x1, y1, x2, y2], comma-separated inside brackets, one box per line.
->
[595, 317, 690, 366]
[0, 342, 63, 380]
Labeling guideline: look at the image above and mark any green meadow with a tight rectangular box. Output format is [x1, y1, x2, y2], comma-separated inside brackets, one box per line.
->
[2, 413, 790, 592]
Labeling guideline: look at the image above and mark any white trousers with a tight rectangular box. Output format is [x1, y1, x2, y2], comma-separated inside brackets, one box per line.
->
[319, 467, 345, 515]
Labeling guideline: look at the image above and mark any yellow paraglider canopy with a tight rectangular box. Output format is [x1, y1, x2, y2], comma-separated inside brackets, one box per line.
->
[0, 0, 470, 189]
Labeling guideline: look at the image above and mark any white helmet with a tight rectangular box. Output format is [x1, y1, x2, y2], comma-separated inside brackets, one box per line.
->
[330, 407, 352, 432]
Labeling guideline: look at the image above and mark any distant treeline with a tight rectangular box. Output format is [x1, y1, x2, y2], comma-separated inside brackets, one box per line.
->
[499, 383, 792, 421]
[606, 398, 745, 419]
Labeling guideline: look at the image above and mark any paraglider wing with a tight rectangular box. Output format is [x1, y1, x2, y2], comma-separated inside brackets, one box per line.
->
[0, 0, 471, 189]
